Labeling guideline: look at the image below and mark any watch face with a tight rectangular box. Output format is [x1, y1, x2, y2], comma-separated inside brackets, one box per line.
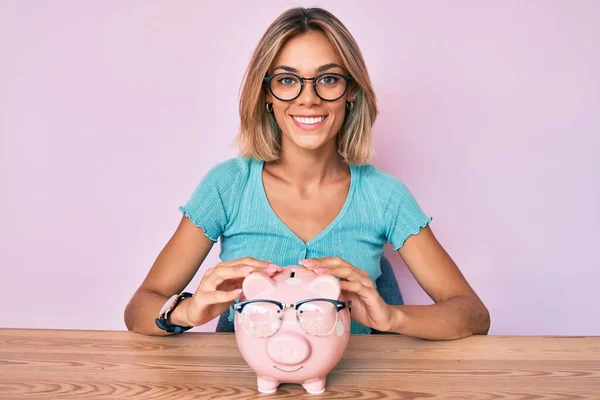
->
[160, 294, 179, 316]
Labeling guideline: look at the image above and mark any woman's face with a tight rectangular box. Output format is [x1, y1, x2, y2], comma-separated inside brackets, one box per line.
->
[266, 30, 353, 153]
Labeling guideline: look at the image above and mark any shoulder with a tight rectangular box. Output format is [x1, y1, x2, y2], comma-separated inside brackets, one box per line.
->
[355, 163, 410, 197]
[355, 163, 431, 248]
[354, 163, 426, 220]
[204, 156, 252, 181]
[181, 156, 255, 231]
[185, 156, 255, 204]
[198, 156, 255, 191]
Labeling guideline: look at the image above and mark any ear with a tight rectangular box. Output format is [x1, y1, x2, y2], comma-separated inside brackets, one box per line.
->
[265, 90, 273, 103]
[346, 82, 358, 103]
[307, 275, 341, 300]
[263, 76, 273, 103]
[242, 272, 276, 300]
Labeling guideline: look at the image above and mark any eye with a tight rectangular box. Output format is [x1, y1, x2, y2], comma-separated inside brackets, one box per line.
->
[276, 75, 299, 86]
[318, 75, 339, 85]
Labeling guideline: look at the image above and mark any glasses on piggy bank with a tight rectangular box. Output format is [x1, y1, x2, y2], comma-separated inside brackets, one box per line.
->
[234, 298, 352, 338]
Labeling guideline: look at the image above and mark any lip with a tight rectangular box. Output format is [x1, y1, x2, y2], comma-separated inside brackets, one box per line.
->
[273, 365, 304, 373]
[291, 115, 327, 131]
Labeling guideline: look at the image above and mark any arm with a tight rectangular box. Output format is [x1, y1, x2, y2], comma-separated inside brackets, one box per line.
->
[124, 216, 214, 336]
[391, 226, 491, 340]
[300, 226, 490, 340]
[124, 216, 280, 336]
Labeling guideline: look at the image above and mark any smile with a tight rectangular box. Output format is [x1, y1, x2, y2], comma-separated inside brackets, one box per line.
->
[292, 116, 326, 124]
[291, 115, 327, 131]
[273, 365, 304, 373]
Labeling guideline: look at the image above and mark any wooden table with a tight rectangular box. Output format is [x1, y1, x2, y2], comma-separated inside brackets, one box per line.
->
[0, 329, 599, 399]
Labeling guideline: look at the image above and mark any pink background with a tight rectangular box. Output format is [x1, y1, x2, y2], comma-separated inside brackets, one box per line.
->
[1, 1, 598, 335]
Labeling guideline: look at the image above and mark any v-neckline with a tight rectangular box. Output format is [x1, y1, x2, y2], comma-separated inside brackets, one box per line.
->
[256, 159, 357, 247]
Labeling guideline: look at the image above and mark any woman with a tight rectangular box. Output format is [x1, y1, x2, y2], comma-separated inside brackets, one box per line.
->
[124, 7, 490, 339]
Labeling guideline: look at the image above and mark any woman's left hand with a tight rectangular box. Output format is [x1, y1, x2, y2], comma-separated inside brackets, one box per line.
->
[299, 257, 397, 332]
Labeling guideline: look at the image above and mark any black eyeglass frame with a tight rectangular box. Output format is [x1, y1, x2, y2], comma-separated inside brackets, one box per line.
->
[234, 298, 350, 313]
[263, 73, 353, 102]
[234, 298, 352, 337]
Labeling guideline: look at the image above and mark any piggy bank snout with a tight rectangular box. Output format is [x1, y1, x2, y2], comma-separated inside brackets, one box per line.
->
[267, 333, 310, 366]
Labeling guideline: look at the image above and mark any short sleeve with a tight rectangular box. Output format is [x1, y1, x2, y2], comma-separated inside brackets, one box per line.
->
[372, 168, 432, 250]
[179, 158, 243, 242]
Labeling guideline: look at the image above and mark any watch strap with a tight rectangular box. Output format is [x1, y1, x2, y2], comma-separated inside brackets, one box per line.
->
[155, 292, 193, 333]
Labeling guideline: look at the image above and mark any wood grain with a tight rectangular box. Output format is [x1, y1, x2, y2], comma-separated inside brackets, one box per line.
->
[0, 329, 599, 399]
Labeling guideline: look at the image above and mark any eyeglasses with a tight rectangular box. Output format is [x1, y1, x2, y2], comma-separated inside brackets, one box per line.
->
[234, 298, 351, 338]
[264, 73, 353, 102]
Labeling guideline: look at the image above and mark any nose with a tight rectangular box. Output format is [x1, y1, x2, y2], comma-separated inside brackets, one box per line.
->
[296, 79, 321, 106]
[267, 332, 311, 366]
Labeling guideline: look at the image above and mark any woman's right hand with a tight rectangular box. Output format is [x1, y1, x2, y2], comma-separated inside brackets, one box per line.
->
[169, 257, 282, 328]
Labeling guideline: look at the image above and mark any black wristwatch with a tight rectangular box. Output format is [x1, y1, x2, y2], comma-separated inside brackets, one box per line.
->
[155, 292, 194, 333]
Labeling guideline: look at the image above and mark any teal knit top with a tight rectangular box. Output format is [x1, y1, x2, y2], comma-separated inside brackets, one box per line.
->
[180, 156, 432, 334]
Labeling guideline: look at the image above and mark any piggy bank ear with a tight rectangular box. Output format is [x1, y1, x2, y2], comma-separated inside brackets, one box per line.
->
[242, 272, 276, 300]
[307, 275, 341, 299]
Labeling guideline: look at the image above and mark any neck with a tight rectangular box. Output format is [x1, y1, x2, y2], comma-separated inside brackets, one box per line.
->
[267, 141, 347, 189]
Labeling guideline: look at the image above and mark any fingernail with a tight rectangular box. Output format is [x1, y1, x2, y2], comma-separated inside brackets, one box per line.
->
[268, 263, 282, 269]
[265, 266, 278, 273]
[233, 289, 243, 296]
[299, 259, 316, 267]
[241, 266, 254, 274]
[314, 268, 328, 274]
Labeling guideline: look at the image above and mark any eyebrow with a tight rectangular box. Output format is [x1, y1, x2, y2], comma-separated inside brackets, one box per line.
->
[272, 63, 344, 74]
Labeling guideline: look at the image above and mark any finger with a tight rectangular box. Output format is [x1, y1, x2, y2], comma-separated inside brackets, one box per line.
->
[300, 257, 370, 280]
[299, 256, 345, 269]
[340, 280, 376, 297]
[200, 265, 255, 291]
[301, 256, 368, 284]
[218, 260, 282, 276]
[340, 280, 363, 294]
[202, 263, 283, 291]
[201, 289, 243, 305]
[230, 263, 283, 277]
[217, 279, 243, 292]
[340, 281, 380, 305]
[316, 265, 374, 288]
[219, 257, 273, 269]
[299, 257, 355, 277]
[300, 257, 347, 274]
[228, 263, 283, 277]
[215, 266, 282, 293]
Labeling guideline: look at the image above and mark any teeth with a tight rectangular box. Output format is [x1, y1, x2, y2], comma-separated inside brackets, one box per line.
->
[293, 116, 325, 125]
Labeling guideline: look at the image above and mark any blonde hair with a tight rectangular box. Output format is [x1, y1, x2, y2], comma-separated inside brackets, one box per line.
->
[236, 7, 378, 165]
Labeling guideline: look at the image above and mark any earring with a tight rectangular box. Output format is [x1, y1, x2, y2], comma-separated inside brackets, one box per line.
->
[346, 101, 354, 110]
[266, 102, 273, 113]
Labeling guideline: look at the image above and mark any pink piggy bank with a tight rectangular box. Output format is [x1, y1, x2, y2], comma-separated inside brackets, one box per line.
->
[233, 266, 351, 394]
